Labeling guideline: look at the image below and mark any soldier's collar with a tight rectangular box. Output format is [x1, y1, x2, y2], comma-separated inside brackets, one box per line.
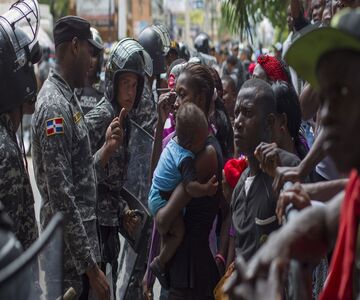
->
[48, 69, 75, 102]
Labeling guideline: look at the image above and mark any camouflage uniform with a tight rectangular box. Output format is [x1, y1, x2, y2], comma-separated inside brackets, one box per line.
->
[85, 97, 129, 226]
[31, 69, 100, 295]
[0, 113, 38, 250]
[85, 96, 129, 293]
[129, 76, 157, 135]
[76, 84, 104, 115]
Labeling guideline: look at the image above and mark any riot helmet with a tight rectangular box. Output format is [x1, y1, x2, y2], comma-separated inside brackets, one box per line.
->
[138, 24, 171, 75]
[90, 27, 104, 82]
[105, 38, 153, 109]
[179, 42, 190, 61]
[194, 32, 210, 54]
[0, 0, 41, 113]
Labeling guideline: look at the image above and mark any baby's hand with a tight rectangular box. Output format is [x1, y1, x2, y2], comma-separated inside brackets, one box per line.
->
[206, 175, 219, 196]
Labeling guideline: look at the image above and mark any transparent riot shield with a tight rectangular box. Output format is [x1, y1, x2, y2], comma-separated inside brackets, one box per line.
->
[123, 119, 154, 206]
[0, 213, 63, 300]
[117, 188, 151, 300]
[117, 120, 154, 300]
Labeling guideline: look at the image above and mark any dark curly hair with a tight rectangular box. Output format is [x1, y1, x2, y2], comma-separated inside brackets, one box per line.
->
[181, 63, 214, 116]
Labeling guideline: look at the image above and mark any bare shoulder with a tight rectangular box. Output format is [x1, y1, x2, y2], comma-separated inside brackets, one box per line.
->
[196, 143, 218, 181]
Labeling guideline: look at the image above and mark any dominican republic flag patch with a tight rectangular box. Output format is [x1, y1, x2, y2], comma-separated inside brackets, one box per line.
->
[46, 117, 64, 136]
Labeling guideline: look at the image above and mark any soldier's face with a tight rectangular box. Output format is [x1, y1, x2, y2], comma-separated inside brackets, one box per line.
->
[75, 40, 92, 88]
[117, 72, 138, 112]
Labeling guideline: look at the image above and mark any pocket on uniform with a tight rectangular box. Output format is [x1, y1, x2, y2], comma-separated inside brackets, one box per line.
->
[254, 215, 279, 246]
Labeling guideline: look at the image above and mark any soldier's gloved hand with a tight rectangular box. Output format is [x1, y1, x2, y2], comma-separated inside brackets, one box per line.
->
[123, 209, 141, 236]
[157, 91, 176, 125]
[86, 265, 110, 300]
[104, 108, 127, 156]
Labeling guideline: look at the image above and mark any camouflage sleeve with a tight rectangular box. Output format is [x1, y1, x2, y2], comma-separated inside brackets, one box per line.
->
[0, 136, 38, 249]
[37, 104, 96, 275]
[85, 98, 115, 183]
[0, 137, 20, 221]
[84, 98, 114, 153]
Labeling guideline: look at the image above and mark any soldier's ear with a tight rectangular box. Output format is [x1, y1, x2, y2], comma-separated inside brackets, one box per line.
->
[71, 37, 80, 57]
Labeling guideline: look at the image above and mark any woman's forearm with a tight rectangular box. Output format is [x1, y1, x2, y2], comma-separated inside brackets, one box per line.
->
[150, 121, 165, 181]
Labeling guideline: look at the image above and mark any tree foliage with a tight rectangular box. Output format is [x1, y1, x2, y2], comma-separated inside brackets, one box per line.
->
[39, 0, 69, 21]
[221, 0, 288, 40]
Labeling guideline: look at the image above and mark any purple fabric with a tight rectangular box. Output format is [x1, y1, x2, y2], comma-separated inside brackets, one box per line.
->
[162, 113, 176, 139]
[229, 224, 236, 237]
[146, 222, 161, 287]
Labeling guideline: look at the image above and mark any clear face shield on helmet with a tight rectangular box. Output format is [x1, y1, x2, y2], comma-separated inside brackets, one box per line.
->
[153, 24, 171, 56]
[0, 0, 40, 70]
[110, 38, 153, 77]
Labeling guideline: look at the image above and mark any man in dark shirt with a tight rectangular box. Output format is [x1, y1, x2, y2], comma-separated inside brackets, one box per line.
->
[231, 79, 300, 261]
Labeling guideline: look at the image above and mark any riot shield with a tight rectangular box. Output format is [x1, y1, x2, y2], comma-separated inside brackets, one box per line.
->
[0, 213, 63, 300]
[117, 120, 153, 300]
[117, 188, 151, 300]
[123, 119, 154, 206]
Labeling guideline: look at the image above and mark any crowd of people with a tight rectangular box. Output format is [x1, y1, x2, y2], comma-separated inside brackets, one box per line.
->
[1, 0, 360, 299]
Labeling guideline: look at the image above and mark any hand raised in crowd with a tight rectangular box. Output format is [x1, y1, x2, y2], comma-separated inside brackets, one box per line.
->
[104, 108, 127, 155]
[86, 265, 111, 300]
[224, 238, 289, 300]
[206, 175, 219, 196]
[272, 165, 304, 194]
[223, 255, 286, 300]
[142, 270, 154, 300]
[276, 182, 311, 224]
[123, 209, 141, 236]
[157, 91, 176, 125]
[254, 142, 281, 178]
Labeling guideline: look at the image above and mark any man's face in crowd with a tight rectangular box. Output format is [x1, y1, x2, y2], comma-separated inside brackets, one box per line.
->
[322, 3, 332, 26]
[312, 0, 326, 22]
[222, 79, 237, 117]
[232, 47, 239, 58]
[318, 50, 360, 172]
[234, 87, 268, 156]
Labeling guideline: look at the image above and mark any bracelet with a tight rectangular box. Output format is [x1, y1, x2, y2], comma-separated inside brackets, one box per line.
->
[215, 253, 226, 265]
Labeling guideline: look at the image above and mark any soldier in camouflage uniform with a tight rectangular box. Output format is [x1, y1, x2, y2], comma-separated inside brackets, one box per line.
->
[85, 38, 152, 297]
[31, 16, 122, 299]
[76, 27, 105, 114]
[0, 6, 41, 250]
[0, 112, 38, 250]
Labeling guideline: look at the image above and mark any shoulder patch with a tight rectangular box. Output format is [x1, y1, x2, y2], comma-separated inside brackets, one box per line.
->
[46, 117, 64, 136]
